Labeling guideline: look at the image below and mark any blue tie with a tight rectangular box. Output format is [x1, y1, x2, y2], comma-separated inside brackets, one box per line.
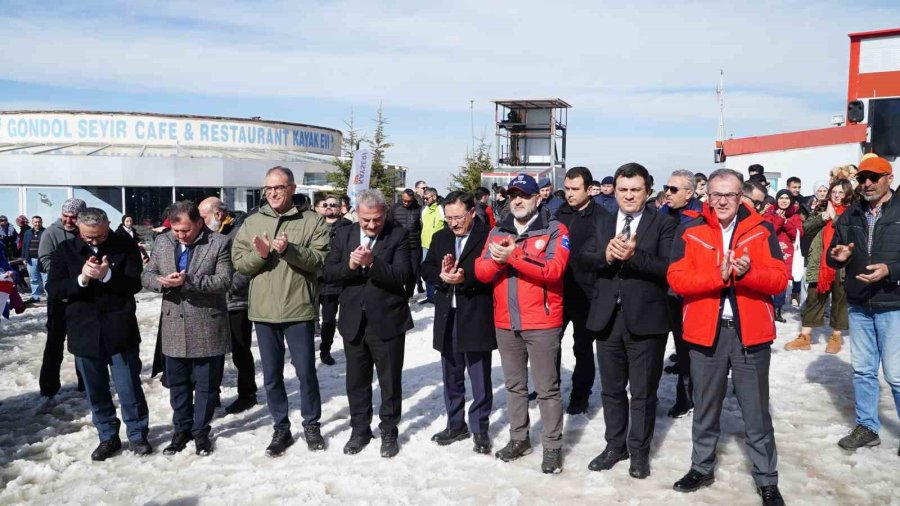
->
[455, 236, 464, 259]
[177, 245, 190, 272]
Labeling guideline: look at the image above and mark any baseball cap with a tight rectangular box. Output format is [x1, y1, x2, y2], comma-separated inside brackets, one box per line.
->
[858, 155, 892, 175]
[538, 177, 552, 188]
[507, 174, 539, 196]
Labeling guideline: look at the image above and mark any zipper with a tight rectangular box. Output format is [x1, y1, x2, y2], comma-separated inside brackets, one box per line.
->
[686, 234, 715, 250]
[543, 285, 550, 315]
[735, 231, 764, 249]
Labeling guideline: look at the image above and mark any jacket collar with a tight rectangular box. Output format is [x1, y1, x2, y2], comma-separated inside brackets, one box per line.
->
[498, 209, 551, 236]
[701, 200, 764, 237]
[558, 199, 596, 218]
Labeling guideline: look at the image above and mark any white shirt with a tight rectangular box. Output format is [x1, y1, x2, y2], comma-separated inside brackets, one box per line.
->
[720, 215, 738, 320]
[77, 245, 112, 287]
[450, 232, 470, 309]
[615, 208, 644, 238]
[514, 213, 539, 236]
[359, 229, 377, 250]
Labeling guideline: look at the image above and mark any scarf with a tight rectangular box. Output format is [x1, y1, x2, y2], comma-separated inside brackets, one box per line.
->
[817, 204, 845, 293]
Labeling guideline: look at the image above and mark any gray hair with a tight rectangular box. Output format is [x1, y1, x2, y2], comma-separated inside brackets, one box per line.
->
[670, 169, 696, 191]
[76, 207, 109, 226]
[266, 165, 295, 184]
[201, 199, 227, 214]
[356, 189, 387, 211]
[708, 168, 744, 185]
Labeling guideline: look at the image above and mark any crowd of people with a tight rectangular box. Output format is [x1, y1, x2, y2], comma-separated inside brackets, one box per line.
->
[5, 154, 900, 506]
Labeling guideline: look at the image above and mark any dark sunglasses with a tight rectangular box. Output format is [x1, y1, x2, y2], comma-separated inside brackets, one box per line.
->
[320, 203, 340, 208]
[662, 185, 688, 194]
[856, 173, 886, 184]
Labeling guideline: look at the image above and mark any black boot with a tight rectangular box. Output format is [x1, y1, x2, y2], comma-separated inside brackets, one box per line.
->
[774, 308, 786, 323]
[668, 374, 694, 418]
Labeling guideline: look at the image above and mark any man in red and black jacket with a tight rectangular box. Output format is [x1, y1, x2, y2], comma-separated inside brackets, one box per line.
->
[667, 168, 787, 506]
[475, 173, 569, 474]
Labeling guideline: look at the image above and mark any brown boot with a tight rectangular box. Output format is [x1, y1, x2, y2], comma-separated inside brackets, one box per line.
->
[825, 332, 843, 354]
[784, 333, 812, 351]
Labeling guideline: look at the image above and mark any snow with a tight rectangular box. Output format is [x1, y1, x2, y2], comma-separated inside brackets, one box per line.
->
[0, 294, 898, 505]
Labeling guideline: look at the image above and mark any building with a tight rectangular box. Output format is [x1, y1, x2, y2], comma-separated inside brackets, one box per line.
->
[719, 28, 899, 189]
[0, 111, 343, 225]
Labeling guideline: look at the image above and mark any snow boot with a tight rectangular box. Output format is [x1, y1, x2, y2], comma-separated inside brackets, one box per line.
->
[825, 332, 843, 354]
[784, 333, 811, 351]
[774, 308, 786, 323]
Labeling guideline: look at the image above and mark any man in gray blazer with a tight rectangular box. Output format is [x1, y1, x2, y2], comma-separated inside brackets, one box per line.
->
[142, 201, 234, 456]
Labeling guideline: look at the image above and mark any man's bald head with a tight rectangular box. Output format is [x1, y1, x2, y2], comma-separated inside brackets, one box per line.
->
[198, 197, 228, 231]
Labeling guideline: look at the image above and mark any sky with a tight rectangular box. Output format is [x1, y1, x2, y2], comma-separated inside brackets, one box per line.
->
[1, 0, 898, 192]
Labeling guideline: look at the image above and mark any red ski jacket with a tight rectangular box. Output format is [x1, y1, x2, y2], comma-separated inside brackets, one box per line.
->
[475, 213, 569, 330]
[667, 203, 787, 347]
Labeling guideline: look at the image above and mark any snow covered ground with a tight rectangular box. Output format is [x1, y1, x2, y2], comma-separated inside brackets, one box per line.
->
[0, 293, 897, 505]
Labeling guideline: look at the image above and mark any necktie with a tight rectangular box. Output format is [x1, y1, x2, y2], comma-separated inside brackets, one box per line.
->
[455, 236, 464, 259]
[363, 236, 375, 275]
[621, 215, 633, 240]
[178, 245, 190, 272]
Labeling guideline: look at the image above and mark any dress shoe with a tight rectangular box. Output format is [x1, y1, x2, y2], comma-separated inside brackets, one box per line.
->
[472, 432, 491, 454]
[40, 381, 61, 398]
[673, 469, 715, 492]
[304, 425, 326, 451]
[129, 438, 153, 456]
[265, 428, 295, 458]
[91, 438, 122, 461]
[417, 298, 434, 305]
[541, 448, 563, 474]
[163, 431, 194, 455]
[224, 395, 257, 415]
[757, 485, 785, 506]
[628, 453, 650, 479]
[381, 432, 400, 458]
[566, 395, 588, 415]
[588, 447, 629, 471]
[431, 426, 470, 446]
[195, 434, 213, 456]
[495, 439, 533, 462]
[343, 432, 373, 455]
[416, 282, 425, 294]
[320, 351, 336, 366]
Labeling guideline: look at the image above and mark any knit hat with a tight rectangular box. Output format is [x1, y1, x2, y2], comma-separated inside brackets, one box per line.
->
[601, 176, 614, 185]
[61, 198, 87, 215]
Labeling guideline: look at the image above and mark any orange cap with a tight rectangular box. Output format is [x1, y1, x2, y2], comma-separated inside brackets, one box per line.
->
[858, 155, 892, 175]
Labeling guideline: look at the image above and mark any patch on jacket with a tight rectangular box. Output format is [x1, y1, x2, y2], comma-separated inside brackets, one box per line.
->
[560, 236, 570, 250]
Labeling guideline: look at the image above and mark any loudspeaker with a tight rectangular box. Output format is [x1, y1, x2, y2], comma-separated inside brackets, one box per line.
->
[848, 100, 865, 124]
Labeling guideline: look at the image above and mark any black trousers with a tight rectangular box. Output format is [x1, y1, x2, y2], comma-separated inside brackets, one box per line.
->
[166, 354, 225, 437]
[345, 313, 406, 436]
[595, 306, 667, 456]
[228, 309, 257, 398]
[440, 310, 493, 433]
[40, 297, 82, 394]
[319, 294, 339, 353]
[407, 246, 422, 297]
[562, 304, 598, 400]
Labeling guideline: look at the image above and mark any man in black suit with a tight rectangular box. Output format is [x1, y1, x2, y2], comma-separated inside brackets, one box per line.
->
[323, 188, 413, 458]
[579, 163, 677, 479]
[421, 191, 496, 454]
[47, 208, 150, 461]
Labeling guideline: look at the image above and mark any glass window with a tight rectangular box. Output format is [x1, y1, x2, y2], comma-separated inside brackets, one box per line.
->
[25, 187, 69, 222]
[303, 172, 329, 186]
[223, 187, 263, 213]
[75, 187, 123, 225]
[175, 187, 221, 204]
[0, 187, 20, 232]
[125, 187, 173, 227]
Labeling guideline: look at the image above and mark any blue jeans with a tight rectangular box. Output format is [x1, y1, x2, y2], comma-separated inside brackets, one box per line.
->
[422, 248, 435, 301]
[26, 258, 46, 300]
[848, 305, 900, 433]
[75, 347, 149, 443]
[255, 321, 321, 430]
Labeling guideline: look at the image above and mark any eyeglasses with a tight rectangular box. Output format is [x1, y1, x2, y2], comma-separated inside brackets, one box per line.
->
[856, 173, 886, 184]
[444, 214, 470, 224]
[262, 185, 293, 195]
[662, 185, 690, 194]
[709, 192, 741, 202]
[320, 203, 339, 208]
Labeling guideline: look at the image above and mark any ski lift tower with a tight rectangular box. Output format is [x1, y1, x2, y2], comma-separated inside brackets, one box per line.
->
[483, 98, 571, 191]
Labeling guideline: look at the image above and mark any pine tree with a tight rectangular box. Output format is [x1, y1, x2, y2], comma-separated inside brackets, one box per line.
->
[367, 105, 398, 199]
[327, 109, 363, 192]
[449, 138, 493, 193]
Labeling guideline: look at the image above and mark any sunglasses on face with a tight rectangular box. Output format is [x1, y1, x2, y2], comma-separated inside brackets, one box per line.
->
[662, 185, 688, 194]
[856, 173, 886, 184]
[320, 203, 339, 208]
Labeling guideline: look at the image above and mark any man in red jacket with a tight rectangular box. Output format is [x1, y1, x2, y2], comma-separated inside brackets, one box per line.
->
[668, 168, 787, 506]
[475, 173, 569, 474]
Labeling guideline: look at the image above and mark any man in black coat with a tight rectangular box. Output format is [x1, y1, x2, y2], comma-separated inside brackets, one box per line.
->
[579, 163, 676, 479]
[555, 166, 603, 415]
[323, 188, 414, 459]
[315, 194, 354, 365]
[47, 207, 150, 461]
[421, 191, 496, 454]
[391, 189, 423, 297]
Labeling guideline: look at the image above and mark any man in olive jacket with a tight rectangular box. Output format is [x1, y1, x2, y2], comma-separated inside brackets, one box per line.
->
[232, 166, 331, 458]
[142, 201, 233, 457]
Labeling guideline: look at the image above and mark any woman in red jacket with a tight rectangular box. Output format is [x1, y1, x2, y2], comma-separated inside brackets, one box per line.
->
[763, 189, 803, 322]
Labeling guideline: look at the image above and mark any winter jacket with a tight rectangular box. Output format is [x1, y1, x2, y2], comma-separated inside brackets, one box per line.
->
[0, 224, 18, 259]
[21, 227, 45, 263]
[475, 212, 570, 330]
[420, 203, 444, 250]
[220, 212, 252, 312]
[827, 192, 900, 309]
[318, 217, 354, 296]
[668, 202, 787, 347]
[659, 197, 703, 225]
[802, 211, 829, 283]
[38, 220, 80, 275]
[392, 201, 422, 250]
[762, 206, 803, 278]
[232, 202, 330, 323]
[593, 193, 618, 214]
[555, 200, 603, 309]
